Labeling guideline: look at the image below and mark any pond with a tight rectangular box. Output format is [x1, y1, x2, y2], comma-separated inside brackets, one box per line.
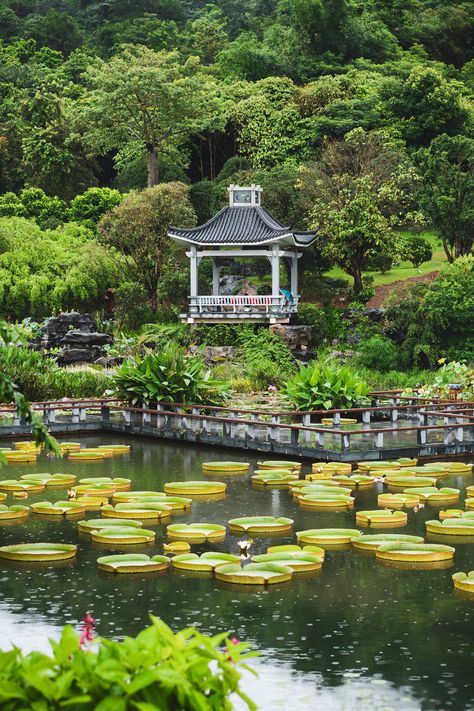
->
[1, 434, 474, 711]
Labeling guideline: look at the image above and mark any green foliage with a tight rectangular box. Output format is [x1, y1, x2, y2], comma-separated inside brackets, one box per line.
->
[68, 187, 123, 227]
[0, 323, 58, 452]
[285, 361, 370, 410]
[0, 616, 256, 711]
[0, 188, 66, 228]
[0, 218, 115, 320]
[98, 182, 195, 312]
[354, 336, 399, 372]
[112, 343, 229, 405]
[0, 346, 110, 401]
[416, 134, 473, 261]
[237, 328, 296, 389]
[415, 360, 474, 400]
[296, 304, 346, 346]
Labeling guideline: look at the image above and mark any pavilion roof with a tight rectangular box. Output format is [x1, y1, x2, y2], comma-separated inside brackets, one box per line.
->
[169, 206, 317, 247]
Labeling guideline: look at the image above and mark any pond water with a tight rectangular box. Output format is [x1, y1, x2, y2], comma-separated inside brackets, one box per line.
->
[1, 434, 474, 711]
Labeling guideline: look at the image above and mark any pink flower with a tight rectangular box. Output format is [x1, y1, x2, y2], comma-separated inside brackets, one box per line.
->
[79, 613, 95, 649]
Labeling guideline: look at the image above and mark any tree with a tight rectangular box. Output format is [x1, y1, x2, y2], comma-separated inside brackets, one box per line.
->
[416, 134, 473, 261]
[69, 187, 123, 226]
[300, 128, 426, 292]
[79, 45, 221, 187]
[97, 181, 196, 311]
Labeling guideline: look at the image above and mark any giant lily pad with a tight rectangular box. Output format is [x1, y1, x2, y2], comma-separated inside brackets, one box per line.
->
[68, 451, 104, 462]
[298, 492, 354, 510]
[97, 554, 169, 574]
[252, 551, 323, 573]
[0, 479, 45, 493]
[332, 474, 375, 488]
[21, 473, 77, 487]
[112, 491, 192, 511]
[357, 461, 400, 472]
[426, 519, 474, 536]
[101, 502, 171, 521]
[443, 462, 472, 474]
[377, 493, 421, 509]
[75, 483, 115, 497]
[30, 501, 86, 516]
[266, 543, 325, 559]
[171, 552, 240, 572]
[78, 518, 142, 533]
[3, 452, 37, 463]
[98, 444, 130, 454]
[311, 462, 352, 476]
[356, 510, 407, 527]
[257, 461, 301, 472]
[386, 476, 437, 488]
[202, 461, 249, 474]
[453, 571, 474, 594]
[405, 487, 460, 503]
[215, 562, 293, 585]
[0, 505, 29, 520]
[0, 542, 77, 561]
[352, 533, 424, 551]
[228, 516, 293, 535]
[251, 471, 299, 488]
[164, 481, 226, 496]
[79, 477, 131, 491]
[166, 523, 226, 543]
[90, 526, 156, 545]
[296, 528, 361, 545]
[376, 542, 454, 563]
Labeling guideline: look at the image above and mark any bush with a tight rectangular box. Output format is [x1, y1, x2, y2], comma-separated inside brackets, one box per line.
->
[68, 187, 123, 226]
[237, 328, 296, 389]
[0, 346, 110, 401]
[354, 336, 399, 371]
[112, 343, 229, 405]
[285, 361, 370, 410]
[0, 616, 256, 711]
[296, 304, 346, 347]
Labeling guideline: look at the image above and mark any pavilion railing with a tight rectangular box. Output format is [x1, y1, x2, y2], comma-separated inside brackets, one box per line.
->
[188, 295, 299, 315]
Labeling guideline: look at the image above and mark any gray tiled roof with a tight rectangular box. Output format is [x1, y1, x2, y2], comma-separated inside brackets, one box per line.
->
[169, 206, 317, 247]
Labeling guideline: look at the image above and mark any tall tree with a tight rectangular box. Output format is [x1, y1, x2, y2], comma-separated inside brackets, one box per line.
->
[97, 181, 196, 311]
[300, 128, 426, 292]
[79, 45, 222, 187]
[416, 134, 474, 261]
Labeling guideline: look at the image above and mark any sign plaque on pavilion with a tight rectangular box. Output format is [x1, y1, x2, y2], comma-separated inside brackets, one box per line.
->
[168, 184, 317, 324]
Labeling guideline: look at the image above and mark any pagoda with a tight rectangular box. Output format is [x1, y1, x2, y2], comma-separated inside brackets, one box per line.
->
[168, 184, 317, 323]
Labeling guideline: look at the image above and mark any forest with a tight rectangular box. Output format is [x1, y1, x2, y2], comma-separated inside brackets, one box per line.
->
[0, 0, 472, 396]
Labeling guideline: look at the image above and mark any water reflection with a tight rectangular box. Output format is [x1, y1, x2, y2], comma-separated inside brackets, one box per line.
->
[0, 435, 473, 710]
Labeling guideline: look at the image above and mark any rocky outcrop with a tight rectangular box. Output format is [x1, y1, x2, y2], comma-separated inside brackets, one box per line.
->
[269, 324, 312, 352]
[29, 312, 112, 365]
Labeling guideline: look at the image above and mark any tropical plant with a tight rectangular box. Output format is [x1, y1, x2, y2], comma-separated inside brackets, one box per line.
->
[285, 361, 370, 410]
[0, 616, 256, 710]
[237, 328, 296, 390]
[112, 343, 229, 405]
[413, 360, 474, 400]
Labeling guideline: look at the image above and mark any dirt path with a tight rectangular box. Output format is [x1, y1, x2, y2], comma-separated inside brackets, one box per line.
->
[366, 271, 439, 308]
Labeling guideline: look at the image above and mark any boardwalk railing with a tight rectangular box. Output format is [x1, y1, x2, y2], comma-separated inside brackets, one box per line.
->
[1, 395, 474, 461]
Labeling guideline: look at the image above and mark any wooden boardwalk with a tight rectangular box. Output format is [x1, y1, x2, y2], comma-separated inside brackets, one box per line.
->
[1, 395, 474, 462]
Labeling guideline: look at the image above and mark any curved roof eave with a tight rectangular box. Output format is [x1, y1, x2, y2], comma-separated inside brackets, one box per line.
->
[168, 232, 313, 248]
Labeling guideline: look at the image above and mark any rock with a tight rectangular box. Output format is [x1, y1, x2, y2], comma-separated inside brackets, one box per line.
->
[29, 312, 112, 365]
[188, 345, 235, 365]
[63, 330, 111, 347]
[219, 275, 244, 295]
[269, 324, 312, 352]
[94, 356, 123, 368]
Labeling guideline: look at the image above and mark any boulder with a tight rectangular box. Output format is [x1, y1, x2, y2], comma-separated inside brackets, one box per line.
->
[269, 324, 312, 352]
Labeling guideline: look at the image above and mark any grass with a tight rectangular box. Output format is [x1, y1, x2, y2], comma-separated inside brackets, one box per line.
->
[324, 231, 447, 288]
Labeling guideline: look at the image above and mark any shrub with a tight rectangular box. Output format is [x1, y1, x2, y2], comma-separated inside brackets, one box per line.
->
[68, 187, 123, 226]
[237, 328, 296, 389]
[0, 616, 256, 710]
[285, 361, 370, 410]
[137, 323, 191, 350]
[296, 304, 346, 346]
[354, 336, 399, 372]
[0, 346, 110, 401]
[112, 343, 229, 405]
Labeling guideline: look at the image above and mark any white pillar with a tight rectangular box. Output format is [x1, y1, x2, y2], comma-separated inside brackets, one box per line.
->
[290, 254, 298, 296]
[271, 244, 280, 298]
[190, 245, 198, 298]
[212, 258, 220, 296]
